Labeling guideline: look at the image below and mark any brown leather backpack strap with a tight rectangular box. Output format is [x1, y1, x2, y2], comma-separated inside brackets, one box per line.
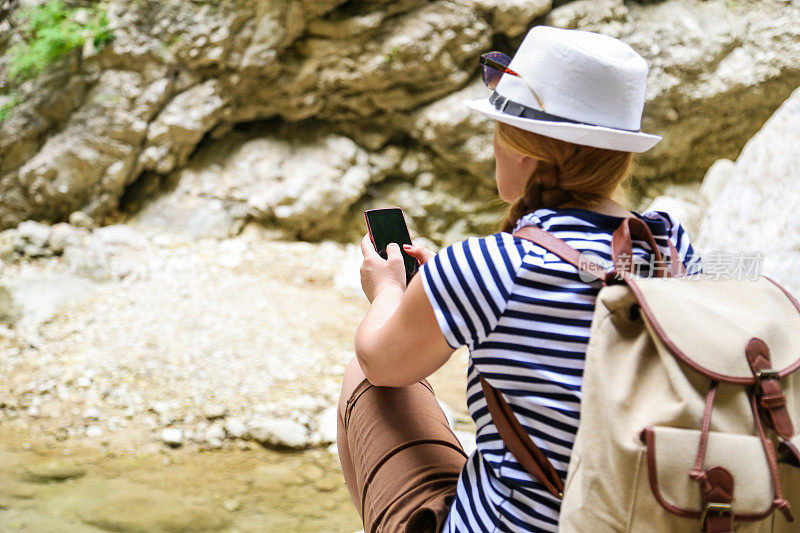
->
[612, 217, 666, 276]
[479, 376, 565, 499]
[687, 383, 735, 532]
[513, 226, 607, 283]
[667, 240, 686, 277]
[699, 466, 735, 533]
[746, 337, 795, 440]
[612, 217, 689, 278]
[501, 225, 601, 498]
[749, 393, 795, 523]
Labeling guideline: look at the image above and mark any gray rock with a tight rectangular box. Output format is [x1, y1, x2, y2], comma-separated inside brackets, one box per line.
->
[142, 80, 228, 175]
[249, 418, 309, 449]
[65, 241, 111, 281]
[132, 194, 240, 240]
[545, 0, 628, 35]
[5, 71, 164, 228]
[0, 229, 16, 261]
[697, 86, 800, 295]
[68, 211, 96, 230]
[453, 430, 478, 456]
[82, 407, 102, 420]
[223, 418, 248, 439]
[15, 221, 52, 257]
[700, 159, 735, 206]
[74, 478, 231, 532]
[204, 422, 226, 443]
[471, 0, 552, 37]
[315, 405, 338, 445]
[628, 0, 800, 192]
[131, 128, 390, 241]
[203, 404, 228, 420]
[0, 285, 22, 326]
[48, 223, 86, 255]
[160, 428, 184, 447]
[25, 460, 86, 482]
[409, 80, 495, 184]
[222, 498, 242, 512]
[0, 274, 97, 331]
[93, 225, 147, 248]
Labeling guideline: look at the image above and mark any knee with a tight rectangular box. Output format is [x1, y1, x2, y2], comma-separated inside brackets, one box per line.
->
[338, 357, 367, 421]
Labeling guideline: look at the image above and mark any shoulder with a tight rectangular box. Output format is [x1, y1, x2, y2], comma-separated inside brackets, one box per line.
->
[640, 209, 693, 245]
[640, 210, 683, 233]
[640, 210, 702, 274]
[419, 233, 547, 348]
[429, 232, 544, 279]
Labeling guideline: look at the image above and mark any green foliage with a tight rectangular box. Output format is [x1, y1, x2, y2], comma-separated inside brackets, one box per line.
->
[383, 46, 400, 64]
[6, 1, 113, 84]
[156, 32, 184, 59]
[0, 92, 21, 124]
[91, 9, 113, 48]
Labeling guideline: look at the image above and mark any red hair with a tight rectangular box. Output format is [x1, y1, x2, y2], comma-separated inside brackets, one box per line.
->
[496, 121, 634, 233]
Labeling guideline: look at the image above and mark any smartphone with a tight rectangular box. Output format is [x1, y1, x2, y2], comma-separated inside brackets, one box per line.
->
[364, 207, 419, 284]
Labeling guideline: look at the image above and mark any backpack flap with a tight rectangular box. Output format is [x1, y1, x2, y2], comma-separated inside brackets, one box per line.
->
[641, 426, 775, 519]
[624, 276, 800, 383]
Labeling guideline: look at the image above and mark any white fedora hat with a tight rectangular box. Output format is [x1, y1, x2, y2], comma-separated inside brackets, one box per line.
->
[464, 26, 661, 153]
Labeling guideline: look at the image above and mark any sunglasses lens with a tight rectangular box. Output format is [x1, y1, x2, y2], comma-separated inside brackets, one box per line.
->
[481, 51, 511, 90]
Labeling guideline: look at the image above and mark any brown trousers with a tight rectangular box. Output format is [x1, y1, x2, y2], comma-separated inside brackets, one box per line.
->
[339, 379, 468, 532]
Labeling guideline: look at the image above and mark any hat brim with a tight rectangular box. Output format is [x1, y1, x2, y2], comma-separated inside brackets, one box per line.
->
[464, 97, 661, 153]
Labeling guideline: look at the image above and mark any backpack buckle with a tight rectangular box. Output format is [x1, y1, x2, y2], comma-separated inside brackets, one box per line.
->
[754, 369, 779, 390]
[700, 502, 734, 526]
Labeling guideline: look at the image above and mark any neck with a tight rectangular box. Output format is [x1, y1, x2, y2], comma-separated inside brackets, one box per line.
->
[558, 198, 632, 218]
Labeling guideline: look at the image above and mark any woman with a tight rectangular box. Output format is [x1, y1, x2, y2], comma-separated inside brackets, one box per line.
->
[337, 26, 701, 532]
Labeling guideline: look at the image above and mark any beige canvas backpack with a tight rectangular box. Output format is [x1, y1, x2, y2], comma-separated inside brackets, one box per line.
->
[481, 217, 800, 532]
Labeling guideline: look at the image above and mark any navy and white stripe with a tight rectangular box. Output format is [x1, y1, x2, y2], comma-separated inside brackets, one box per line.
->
[420, 207, 701, 532]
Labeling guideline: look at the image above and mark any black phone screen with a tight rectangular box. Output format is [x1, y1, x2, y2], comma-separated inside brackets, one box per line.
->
[365, 208, 419, 284]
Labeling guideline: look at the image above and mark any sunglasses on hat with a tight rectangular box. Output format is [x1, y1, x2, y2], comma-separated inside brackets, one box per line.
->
[479, 52, 545, 110]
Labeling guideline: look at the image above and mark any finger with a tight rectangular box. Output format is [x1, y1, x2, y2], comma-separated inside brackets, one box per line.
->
[361, 234, 379, 258]
[403, 244, 435, 264]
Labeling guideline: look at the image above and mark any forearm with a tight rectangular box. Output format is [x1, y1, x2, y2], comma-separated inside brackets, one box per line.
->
[354, 286, 405, 382]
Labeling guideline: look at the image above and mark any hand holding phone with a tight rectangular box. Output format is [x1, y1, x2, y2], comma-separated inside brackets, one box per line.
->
[364, 207, 419, 284]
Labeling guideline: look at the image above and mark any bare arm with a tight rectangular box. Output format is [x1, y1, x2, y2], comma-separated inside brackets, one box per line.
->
[355, 236, 454, 387]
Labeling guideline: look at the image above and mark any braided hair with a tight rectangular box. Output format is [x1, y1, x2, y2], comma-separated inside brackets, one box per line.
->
[496, 121, 634, 234]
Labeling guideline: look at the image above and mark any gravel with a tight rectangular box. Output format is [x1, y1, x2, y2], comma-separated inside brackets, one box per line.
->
[161, 428, 184, 447]
[0, 222, 367, 452]
[0, 221, 476, 454]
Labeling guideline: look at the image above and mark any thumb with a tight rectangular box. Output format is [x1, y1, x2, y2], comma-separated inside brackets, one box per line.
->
[386, 242, 403, 261]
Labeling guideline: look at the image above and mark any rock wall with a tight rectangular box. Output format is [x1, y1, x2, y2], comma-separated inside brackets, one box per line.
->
[1, 0, 800, 243]
[696, 85, 800, 296]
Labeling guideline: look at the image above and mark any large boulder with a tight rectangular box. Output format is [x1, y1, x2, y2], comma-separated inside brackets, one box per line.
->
[129, 126, 401, 240]
[129, 121, 504, 244]
[625, 0, 800, 197]
[696, 86, 800, 295]
[2, 70, 171, 228]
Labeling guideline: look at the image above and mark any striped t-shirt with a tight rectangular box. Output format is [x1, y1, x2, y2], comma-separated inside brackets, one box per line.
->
[420, 207, 701, 532]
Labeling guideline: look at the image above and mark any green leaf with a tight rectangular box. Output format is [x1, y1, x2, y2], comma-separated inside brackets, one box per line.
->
[6, 1, 114, 83]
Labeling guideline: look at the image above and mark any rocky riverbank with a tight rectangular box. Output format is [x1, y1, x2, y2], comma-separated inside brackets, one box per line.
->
[0, 218, 476, 455]
[0, 216, 476, 531]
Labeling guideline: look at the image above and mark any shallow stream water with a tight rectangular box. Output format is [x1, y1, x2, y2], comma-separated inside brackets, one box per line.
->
[0, 428, 361, 532]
